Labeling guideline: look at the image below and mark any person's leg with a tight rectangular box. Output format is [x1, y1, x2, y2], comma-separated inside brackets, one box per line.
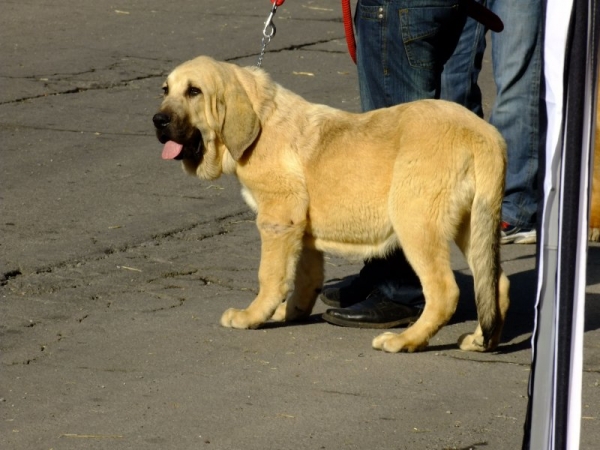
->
[357, 0, 466, 109]
[440, 13, 486, 117]
[322, 0, 466, 328]
[488, 0, 542, 242]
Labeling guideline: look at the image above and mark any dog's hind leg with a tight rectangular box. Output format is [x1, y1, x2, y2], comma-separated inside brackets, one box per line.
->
[272, 245, 324, 322]
[372, 218, 460, 353]
[455, 199, 509, 351]
[456, 270, 509, 351]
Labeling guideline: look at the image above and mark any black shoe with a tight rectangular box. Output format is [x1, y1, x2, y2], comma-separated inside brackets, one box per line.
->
[319, 275, 372, 308]
[322, 287, 424, 329]
[320, 249, 421, 308]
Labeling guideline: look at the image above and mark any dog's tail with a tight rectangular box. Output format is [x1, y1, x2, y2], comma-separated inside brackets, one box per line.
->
[468, 129, 507, 349]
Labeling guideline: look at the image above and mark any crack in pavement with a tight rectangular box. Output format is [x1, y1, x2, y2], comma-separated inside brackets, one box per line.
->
[225, 37, 346, 63]
[0, 73, 167, 106]
[1, 269, 22, 286]
[147, 271, 258, 295]
[1, 209, 253, 289]
[145, 297, 186, 313]
[0, 122, 151, 137]
[0, 36, 345, 106]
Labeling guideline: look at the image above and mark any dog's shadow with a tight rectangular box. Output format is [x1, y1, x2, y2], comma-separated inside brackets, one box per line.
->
[439, 245, 600, 352]
[262, 270, 538, 346]
[261, 315, 325, 330]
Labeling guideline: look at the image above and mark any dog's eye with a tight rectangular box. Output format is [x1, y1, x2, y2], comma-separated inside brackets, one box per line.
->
[187, 86, 202, 97]
[162, 86, 169, 96]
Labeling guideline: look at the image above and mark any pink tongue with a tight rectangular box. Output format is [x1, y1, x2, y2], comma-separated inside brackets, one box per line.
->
[161, 141, 184, 160]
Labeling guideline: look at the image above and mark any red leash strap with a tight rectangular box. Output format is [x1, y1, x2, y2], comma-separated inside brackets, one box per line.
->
[341, 0, 357, 64]
[271, 0, 285, 6]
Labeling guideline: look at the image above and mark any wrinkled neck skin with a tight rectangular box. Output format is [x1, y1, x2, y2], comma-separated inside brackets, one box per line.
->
[182, 137, 236, 179]
[182, 65, 306, 182]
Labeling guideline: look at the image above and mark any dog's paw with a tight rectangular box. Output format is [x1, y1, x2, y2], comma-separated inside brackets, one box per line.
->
[220, 308, 261, 329]
[372, 332, 428, 353]
[272, 302, 311, 322]
[271, 303, 287, 322]
[589, 227, 600, 242]
[457, 332, 487, 352]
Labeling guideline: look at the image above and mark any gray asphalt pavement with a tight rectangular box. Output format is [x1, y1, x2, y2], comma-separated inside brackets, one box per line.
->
[1, 1, 599, 449]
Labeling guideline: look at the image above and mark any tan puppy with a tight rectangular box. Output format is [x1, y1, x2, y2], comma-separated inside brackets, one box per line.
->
[152, 56, 510, 353]
[590, 87, 600, 241]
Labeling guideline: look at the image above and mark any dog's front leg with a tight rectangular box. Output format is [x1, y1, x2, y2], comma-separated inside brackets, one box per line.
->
[272, 244, 324, 322]
[220, 220, 304, 329]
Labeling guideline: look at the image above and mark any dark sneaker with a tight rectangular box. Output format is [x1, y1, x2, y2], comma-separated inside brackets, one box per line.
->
[501, 221, 536, 244]
[322, 287, 424, 329]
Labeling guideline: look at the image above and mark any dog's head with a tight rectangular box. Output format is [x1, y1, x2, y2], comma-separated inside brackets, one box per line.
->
[152, 56, 261, 179]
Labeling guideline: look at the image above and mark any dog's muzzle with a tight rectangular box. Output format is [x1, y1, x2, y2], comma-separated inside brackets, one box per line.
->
[152, 112, 203, 161]
[153, 112, 171, 131]
[153, 113, 172, 144]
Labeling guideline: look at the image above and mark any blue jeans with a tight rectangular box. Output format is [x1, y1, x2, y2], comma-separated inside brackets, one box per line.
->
[356, 0, 466, 110]
[441, 0, 543, 229]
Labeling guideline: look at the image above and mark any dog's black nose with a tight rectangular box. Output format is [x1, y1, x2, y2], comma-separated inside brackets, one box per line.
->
[153, 113, 171, 129]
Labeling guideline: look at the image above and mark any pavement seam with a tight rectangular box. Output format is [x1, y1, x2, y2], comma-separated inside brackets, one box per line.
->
[1, 209, 253, 286]
[0, 36, 346, 106]
[225, 36, 345, 64]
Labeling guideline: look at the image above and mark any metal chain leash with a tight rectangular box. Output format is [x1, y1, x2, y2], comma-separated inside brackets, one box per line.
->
[256, 2, 280, 67]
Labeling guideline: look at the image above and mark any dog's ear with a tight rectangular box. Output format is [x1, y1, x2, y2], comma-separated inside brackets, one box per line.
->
[220, 83, 260, 161]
